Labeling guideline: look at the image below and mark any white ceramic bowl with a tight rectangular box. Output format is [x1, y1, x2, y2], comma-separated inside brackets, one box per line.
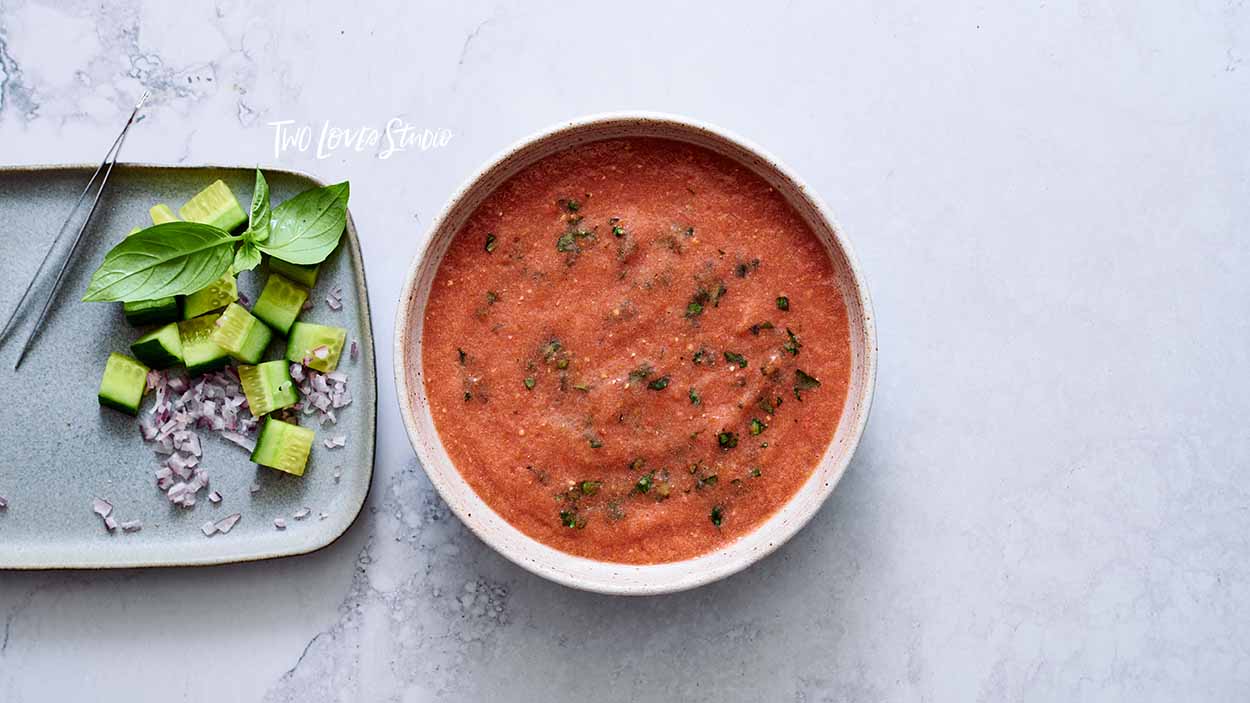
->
[395, 113, 876, 595]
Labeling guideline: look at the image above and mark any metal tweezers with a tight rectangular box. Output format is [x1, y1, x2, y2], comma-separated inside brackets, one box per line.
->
[0, 90, 149, 370]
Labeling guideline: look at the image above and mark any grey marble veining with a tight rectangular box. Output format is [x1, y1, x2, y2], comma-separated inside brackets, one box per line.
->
[0, 1, 1248, 701]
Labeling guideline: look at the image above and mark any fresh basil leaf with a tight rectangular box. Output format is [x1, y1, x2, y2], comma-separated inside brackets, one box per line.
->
[244, 169, 271, 244]
[258, 181, 349, 265]
[82, 222, 237, 302]
[232, 240, 263, 274]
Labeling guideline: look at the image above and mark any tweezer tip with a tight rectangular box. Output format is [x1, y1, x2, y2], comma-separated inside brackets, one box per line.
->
[136, 90, 151, 109]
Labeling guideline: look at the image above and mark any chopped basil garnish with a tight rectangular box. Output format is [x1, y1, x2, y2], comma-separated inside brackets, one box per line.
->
[628, 364, 654, 384]
[636, 473, 654, 493]
[647, 375, 671, 391]
[697, 474, 719, 489]
[749, 321, 774, 336]
[563, 198, 581, 212]
[580, 480, 601, 496]
[486, 290, 499, 305]
[723, 351, 747, 368]
[794, 369, 822, 399]
[776, 296, 789, 311]
[712, 283, 727, 307]
[750, 418, 766, 435]
[717, 431, 739, 449]
[457, 348, 466, 365]
[556, 229, 593, 253]
[749, 467, 762, 477]
[710, 505, 724, 526]
[485, 234, 497, 253]
[572, 382, 590, 392]
[783, 327, 801, 355]
[542, 339, 563, 363]
[686, 287, 716, 318]
[612, 225, 626, 237]
[689, 387, 701, 405]
[588, 435, 603, 449]
[523, 376, 535, 390]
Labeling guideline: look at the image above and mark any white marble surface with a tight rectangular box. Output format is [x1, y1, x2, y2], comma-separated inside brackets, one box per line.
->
[1, 1, 1248, 700]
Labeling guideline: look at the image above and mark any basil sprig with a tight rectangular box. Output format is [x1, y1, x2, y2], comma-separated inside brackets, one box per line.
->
[231, 170, 271, 274]
[82, 223, 239, 302]
[82, 170, 349, 303]
[258, 181, 349, 264]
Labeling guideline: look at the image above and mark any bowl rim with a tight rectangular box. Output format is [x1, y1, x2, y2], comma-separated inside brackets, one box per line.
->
[394, 111, 877, 595]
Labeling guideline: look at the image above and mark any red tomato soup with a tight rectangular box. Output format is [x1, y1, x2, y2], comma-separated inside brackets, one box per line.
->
[422, 138, 850, 564]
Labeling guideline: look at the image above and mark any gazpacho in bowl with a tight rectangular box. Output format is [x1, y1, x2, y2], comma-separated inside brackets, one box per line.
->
[396, 114, 875, 593]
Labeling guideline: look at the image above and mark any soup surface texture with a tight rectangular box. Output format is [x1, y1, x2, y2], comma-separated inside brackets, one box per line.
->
[421, 137, 850, 564]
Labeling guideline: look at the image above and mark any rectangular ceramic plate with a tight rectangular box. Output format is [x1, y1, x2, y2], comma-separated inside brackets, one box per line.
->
[0, 165, 375, 568]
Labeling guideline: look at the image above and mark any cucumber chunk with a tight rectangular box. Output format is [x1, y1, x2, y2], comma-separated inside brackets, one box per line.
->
[123, 296, 181, 326]
[210, 303, 272, 364]
[268, 259, 320, 288]
[286, 322, 347, 372]
[183, 274, 238, 320]
[149, 203, 178, 224]
[179, 180, 246, 231]
[98, 353, 149, 415]
[252, 274, 308, 336]
[238, 360, 300, 416]
[250, 417, 314, 476]
[130, 322, 184, 369]
[178, 314, 230, 375]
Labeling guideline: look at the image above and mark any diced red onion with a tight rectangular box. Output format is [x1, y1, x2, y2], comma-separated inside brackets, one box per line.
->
[312, 345, 330, 360]
[273, 518, 286, 529]
[104, 515, 117, 530]
[208, 490, 222, 504]
[293, 507, 310, 520]
[92, 497, 113, 519]
[120, 520, 142, 532]
[221, 431, 256, 452]
[200, 521, 217, 536]
[311, 375, 330, 394]
[215, 513, 241, 533]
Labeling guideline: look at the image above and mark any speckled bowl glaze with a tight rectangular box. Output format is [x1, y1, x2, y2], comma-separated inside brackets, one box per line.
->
[395, 113, 876, 595]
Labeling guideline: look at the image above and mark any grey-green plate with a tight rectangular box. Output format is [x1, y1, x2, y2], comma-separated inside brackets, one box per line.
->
[0, 164, 376, 568]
